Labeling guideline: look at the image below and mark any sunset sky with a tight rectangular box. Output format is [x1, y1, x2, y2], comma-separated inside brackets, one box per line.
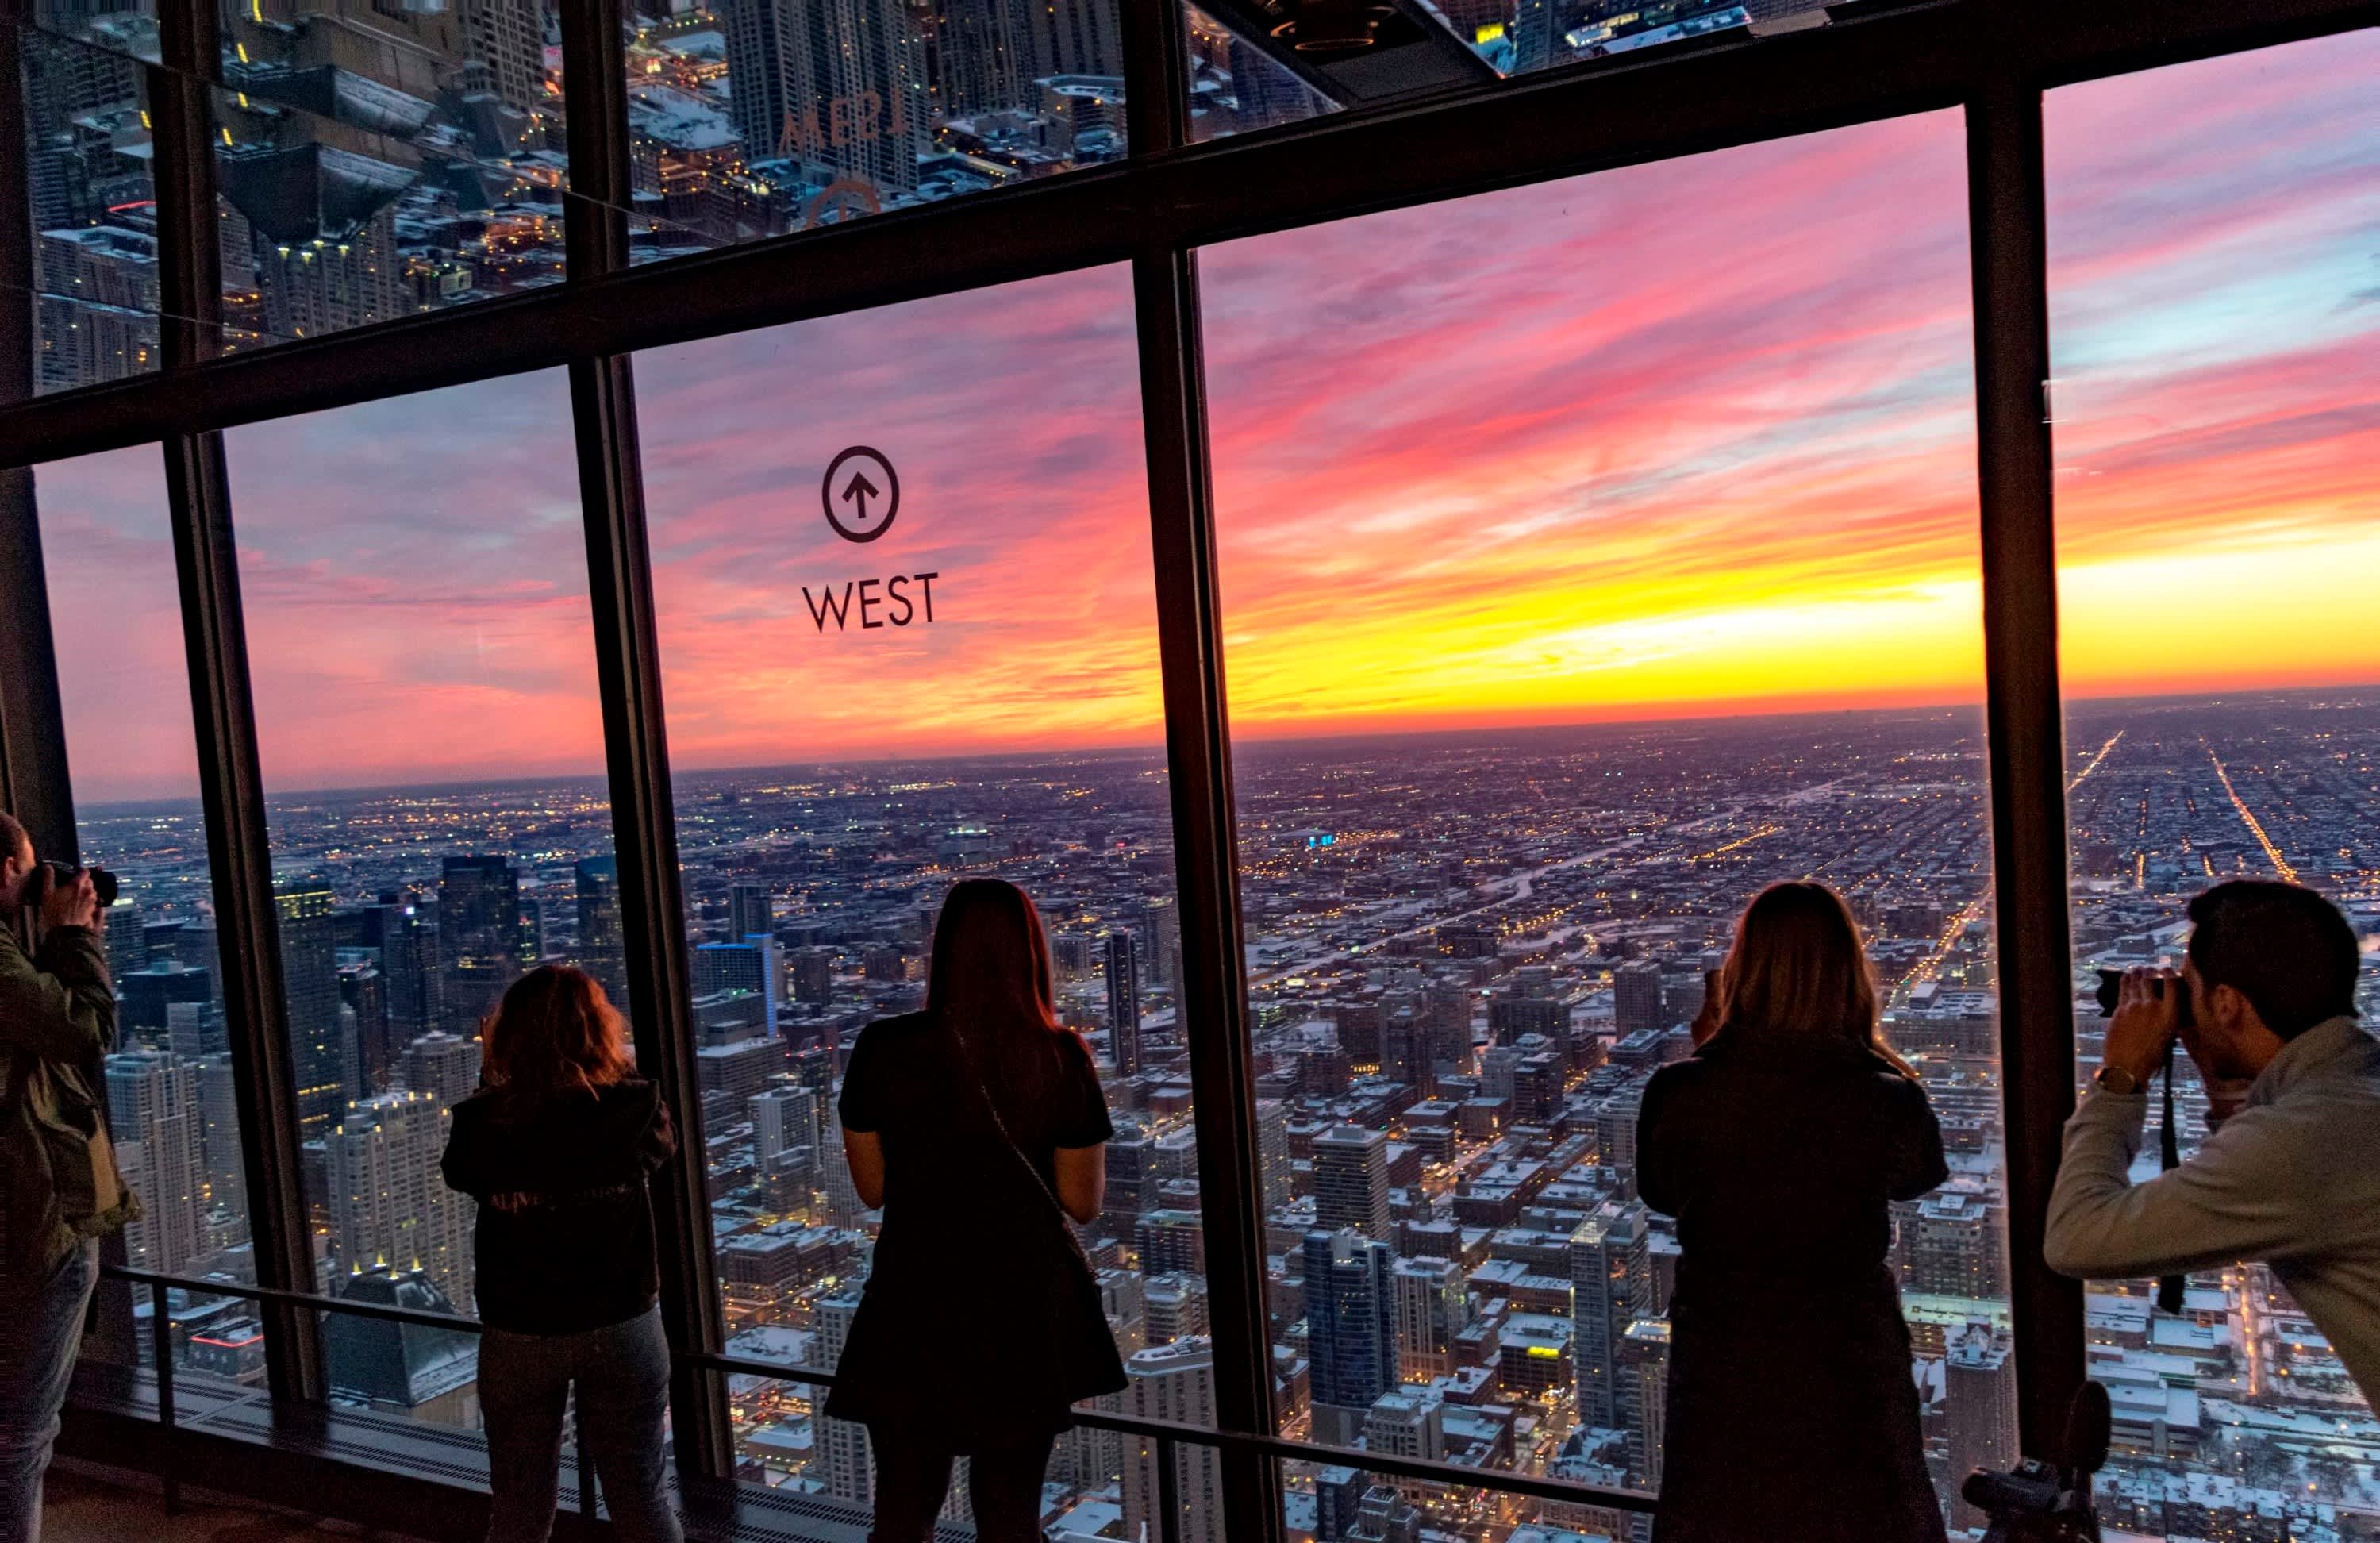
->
[34, 29, 2378, 803]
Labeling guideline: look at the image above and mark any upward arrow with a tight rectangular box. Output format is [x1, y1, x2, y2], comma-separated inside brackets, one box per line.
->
[840, 472, 881, 522]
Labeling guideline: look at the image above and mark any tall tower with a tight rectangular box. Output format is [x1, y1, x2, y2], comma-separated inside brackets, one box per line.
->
[106, 1049, 204, 1274]
[815, 1290, 875, 1502]
[1571, 1200, 1651, 1428]
[1121, 1337, 1222, 1543]
[718, 0, 929, 198]
[1105, 929, 1141, 1076]
[1302, 1227, 1398, 1448]
[1613, 958, 1665, 1037]
[1944, 1322, 2018, 1532]
[400, 1032, 483, 1107]
[1617, 1316, 1671, 1491]
[1310, 1124, 1390, 1242]
[275, 880, 344, 1144]
[574, 856, 628, 1009]
[730, 884, 775, 946]
[325, 1091, 472, 1315]
[196, 1052, 248, 1237]
[1392, 1255, 1471, 1382]
[439, 856, 522, 1035]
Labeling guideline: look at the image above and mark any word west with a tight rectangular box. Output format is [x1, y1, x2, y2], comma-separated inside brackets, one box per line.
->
[779, 87, 915, 156]
[803, 573, 939, 633]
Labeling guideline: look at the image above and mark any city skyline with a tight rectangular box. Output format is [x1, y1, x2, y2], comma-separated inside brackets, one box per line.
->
[27, 31, 2380, 802]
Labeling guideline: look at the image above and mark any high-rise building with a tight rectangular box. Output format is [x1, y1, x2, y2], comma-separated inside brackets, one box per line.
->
[575, 856, 628, 1008]
[1617, 1316, 1671, 1490]
[1613, 958, 1666, 1037]
[1311, 1124, 1390, 1242]
[1944, 1322, 2018, 1532]
[197, 1052, 248, 1233]
[325, 1090, 472, 1314]
[276, 880, 345, 1144]
[439, 856, 522, 1035]
[1392, 1255, 1471, 1382]
[400, 1031, 483, 1107]
[696, 937, 781, 1038]
[1903, 1190, 2000, 1299]
[1255, 1098, 1292, 1212]
[1364, 1388, 1445, 1462]
[815, 1289, 874, 1502]
[382, 902, 444, 1042]
[106, 1049, 203, 1274]
[1105, 929, 1141, 1076]
[337, 960, 391, 1092]
[102, 896, 144, 969]
[1122, 1337, 1221, 1543]
[788, 946, 834, 1008]
[751, 1083, 817, 1176]
[1303, 1227, 1398, 1447]
[718, 0, 929, 198]
[1572, 1200, 1651, 1428]
[461, 0, 548, 115]
[730, 883, 775, 945]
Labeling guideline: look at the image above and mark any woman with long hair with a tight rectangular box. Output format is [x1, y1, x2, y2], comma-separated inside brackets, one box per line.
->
[1640, 882, 1948, 1542]
[823, 879, 1126, 1541]
[440, 964, 682, 1543]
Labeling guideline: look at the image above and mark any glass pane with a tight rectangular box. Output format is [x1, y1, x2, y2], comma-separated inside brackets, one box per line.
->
[636, 266, 1189, 1508]
[1184, 2, 1334, 143]
[221, 371, 612, 1433]
[624, 0, 1125, 264]
[1282, 1460, 1650, 1543]
[2048, 32, 2380, 1538]
[29, 2, 161, 62]
[1203, 112, 2006, 1522]
[35, 444, 263, 1395]
[16, 25, 161, 394]
[212, 0, 570, 350]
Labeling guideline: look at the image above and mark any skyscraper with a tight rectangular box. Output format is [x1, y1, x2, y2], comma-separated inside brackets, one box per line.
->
[730, 883, 775, 945]
[400, 1031, 483, 1107]
[815, 1289, 875, 1502]
[1303, 1227, 1398, 1447]
[751, 1083, 817, 1176]
[197, 1052, 248, 1236]
[106, 1049, 203, 1275]
[1311, 1124, 1390, 1242]
[382, 901, 444, 1043]
[102, 896, 145, 969]
[461, 0, 548, 115]
[439, 856, 522, 1035]
[325, 1090, 472, 1314]
[1613, 958, 1665, 1037]
[1392, 1255, 1471, 1382]
[718, 0, 929, 198]
[1617, 1316, 1671, 1490]
[1105, 929, 1141, 1076]
[788, 946, 834, 1008]
[276, 880, 345, 1143]
[1572, 1200, 1651, 1428]
[1121, 1337, 1222, 1543]
[1255, 1098, 1292, 1212]
[1944, 1322, 2018, 1531]
[695, 937, 780, 1037]
[575, 856, 628, 1008]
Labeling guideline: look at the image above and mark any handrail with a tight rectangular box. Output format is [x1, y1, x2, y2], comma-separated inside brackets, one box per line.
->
[103, 1262, 1658, 1514]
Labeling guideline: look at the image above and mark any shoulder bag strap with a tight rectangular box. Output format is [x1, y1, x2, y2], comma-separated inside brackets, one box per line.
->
[940, 1016, 1085, 1244]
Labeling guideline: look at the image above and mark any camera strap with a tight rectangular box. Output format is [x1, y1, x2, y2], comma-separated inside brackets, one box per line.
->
[2157, 1040, 2185, 1316]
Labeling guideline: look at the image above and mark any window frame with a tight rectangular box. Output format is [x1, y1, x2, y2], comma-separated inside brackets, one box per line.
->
[2, 0, 2374, 1535]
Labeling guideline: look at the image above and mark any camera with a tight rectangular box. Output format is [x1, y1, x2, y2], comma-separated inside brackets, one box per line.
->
[2094, 965, 2192, 1029]
[40, 860, 120, 910]
[1963, 1382, 2107, 1542]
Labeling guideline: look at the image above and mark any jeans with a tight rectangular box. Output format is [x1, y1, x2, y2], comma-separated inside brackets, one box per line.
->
[479, 1305, 681, 1543]
[0, 1240, 99, 1543]
[867, 1428, 1054, 1543]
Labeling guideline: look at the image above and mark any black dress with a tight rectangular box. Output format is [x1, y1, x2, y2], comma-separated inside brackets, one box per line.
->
[821, 1012, 1126, 1449]
[1638, 1031, 1950, 1543]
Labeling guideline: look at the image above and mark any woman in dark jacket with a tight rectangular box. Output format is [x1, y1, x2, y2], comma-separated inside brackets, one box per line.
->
[825, 879, 1126, 1542]
[441, 964, 681, 1543]
[1639, 882, 1949, 1543]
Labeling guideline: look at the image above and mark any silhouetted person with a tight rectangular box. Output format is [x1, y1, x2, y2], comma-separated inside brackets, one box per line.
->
[0, 813, 129, 1543]
[825, 879, 1126, 1542]
[2047, 880, 2380, 1403]
[442, 965, 682, 1543]
[1640, 882, 1948, 1543]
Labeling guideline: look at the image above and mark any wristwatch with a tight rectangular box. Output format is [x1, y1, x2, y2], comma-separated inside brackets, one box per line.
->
[2094, 1064, 2142, 1096]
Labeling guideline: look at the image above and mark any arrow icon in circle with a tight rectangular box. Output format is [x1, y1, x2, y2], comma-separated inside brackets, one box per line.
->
[840, 472, 881, 523]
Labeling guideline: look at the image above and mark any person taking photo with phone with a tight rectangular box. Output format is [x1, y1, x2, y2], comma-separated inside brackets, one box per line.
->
[2046, 879, 2380, 1403]
[0, 812, 135, 1543]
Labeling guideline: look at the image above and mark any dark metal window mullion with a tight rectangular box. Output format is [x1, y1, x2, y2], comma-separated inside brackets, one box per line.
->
[558, 0, 736, 1489]
[1966, 67, 2087, 1459]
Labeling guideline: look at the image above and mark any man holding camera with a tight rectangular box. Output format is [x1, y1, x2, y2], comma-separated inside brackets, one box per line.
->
[0, 810, 129, 1543]
[2045, 879, 2380, 1404]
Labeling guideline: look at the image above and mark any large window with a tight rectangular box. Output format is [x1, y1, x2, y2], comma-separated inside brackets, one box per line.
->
[36, 444, 263, 1393]
[220, 370, 614, 1429]
[624, 0, 1125, 261]
[2048, 33, 2380, 1539]
[634, 267, 1187, 1510]
[1202, 110, 2009, 1528]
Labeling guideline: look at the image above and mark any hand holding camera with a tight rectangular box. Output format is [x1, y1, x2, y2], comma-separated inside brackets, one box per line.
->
[34, 860, 116, 933]
[2096, 965, 2189, 1087]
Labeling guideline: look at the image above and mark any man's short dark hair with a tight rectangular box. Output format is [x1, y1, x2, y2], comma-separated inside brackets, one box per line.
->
[0, 810, 29, 865]
[2187, 880, 2362, 1040]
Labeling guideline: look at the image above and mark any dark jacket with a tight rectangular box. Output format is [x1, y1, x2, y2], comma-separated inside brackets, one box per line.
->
[1639, 1029, 1950, 1543]
[440, 1079, 675, 1335]
[1, 914, 134, 1276]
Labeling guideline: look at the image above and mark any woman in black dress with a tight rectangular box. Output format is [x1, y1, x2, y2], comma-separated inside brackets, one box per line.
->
[1639, 882, 1949, 1543]
[823, 879, 1126, 1541]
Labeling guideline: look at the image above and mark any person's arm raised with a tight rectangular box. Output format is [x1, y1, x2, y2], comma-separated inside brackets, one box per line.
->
[843, 1128, 886, 1210]
[1054, 1143, 1105, 1225]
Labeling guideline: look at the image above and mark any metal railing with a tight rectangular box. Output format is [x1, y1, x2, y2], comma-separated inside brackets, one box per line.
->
[100, 1262, 1656, 1538]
